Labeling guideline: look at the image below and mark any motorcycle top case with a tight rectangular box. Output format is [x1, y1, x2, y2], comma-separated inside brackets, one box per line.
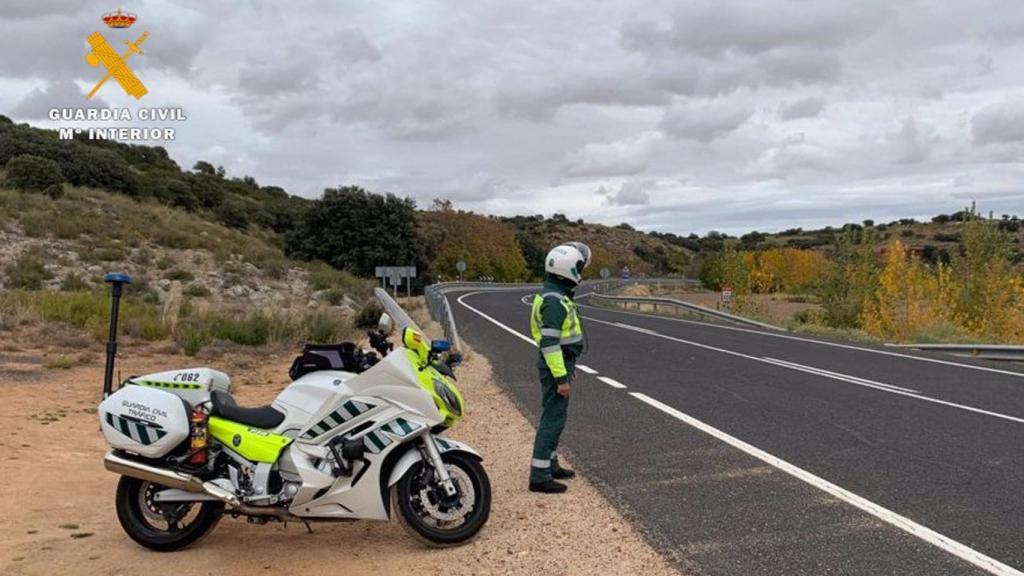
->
[127, 367, 231, 407]
[98, 386, 190, 458]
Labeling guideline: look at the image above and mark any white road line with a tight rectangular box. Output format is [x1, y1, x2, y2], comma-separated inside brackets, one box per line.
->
[630, 391, 1024, 576]
[585, 316, 1024, 425]
[614, 322, 660, 336]
[457, 292, 536, 347]
[576, 365, 599, 375]
[576, 300, 1024, 380]
[598, 376, 627, 389]
[762, 357, 920, 394]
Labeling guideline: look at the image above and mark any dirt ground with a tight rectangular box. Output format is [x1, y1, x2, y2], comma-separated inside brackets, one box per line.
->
[669, 292, 818, 324]
[0, 329, 677, 576]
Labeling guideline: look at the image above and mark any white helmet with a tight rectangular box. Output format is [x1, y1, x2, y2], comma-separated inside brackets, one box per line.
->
[564, 241, 592, 269]
[545, 243, 590, 286]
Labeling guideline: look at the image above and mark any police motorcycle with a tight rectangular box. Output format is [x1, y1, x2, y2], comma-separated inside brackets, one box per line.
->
[96, 274, 490, 551]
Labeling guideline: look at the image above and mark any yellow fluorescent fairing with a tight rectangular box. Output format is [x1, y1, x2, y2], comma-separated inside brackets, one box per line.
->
[402, 330, 465, 428]
[207, 416, 292, 463]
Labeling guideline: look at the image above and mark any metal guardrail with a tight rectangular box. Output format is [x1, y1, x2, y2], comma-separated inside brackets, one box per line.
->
[886, 343, 1024, 361]
[423, 284, 467, 352]
[421, 277, 703, 350]
[587, 293, 785, 332]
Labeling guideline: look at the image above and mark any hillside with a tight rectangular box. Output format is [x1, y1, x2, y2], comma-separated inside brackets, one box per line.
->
[0, 185, 376, 361]
[0, 118, 696, 284]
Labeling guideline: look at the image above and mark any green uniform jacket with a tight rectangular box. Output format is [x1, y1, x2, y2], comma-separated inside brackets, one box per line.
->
[530, 278, 585, 384]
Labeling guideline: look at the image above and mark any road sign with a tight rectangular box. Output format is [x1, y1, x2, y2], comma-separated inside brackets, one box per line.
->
[721, 285, 733, 304]
[456, 261, 466, 272]
[600, 267, 610, 279]
[374, 266, 417, 297]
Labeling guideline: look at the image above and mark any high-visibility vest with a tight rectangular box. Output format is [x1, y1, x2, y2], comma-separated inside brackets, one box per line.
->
[530, 291, 583, 377]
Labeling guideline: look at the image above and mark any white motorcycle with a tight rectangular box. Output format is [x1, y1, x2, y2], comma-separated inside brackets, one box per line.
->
[96, 274, 491, 551]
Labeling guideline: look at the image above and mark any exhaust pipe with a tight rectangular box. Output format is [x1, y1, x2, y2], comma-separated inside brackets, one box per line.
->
[104, 451, 240, 507]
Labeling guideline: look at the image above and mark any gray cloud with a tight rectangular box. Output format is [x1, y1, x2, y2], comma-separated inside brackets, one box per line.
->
[660, 99, 753, 142]
[12, 79, 109, 118]
[561, 132, 661, 177]
[5, 1, 1024, 235]
[601, 180, 653, 206]
[779, 96, 826, 120]
[972, 101, 1024, 145]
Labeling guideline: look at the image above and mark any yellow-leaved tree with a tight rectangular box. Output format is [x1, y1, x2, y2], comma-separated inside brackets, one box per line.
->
[859, 240, 955, 341]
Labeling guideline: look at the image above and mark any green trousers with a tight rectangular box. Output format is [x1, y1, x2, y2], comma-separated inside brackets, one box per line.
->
[530, 354, 574, 483]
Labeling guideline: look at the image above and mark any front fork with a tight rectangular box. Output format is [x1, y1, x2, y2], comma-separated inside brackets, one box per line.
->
[422, 435, 459, 498]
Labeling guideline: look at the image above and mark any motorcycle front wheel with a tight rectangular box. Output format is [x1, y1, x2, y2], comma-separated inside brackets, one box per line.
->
[392, 451, 491, 547]
[115, 476, 224, 552]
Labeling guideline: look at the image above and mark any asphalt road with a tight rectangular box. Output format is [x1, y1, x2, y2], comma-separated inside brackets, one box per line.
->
[450, 287, 1024, 576]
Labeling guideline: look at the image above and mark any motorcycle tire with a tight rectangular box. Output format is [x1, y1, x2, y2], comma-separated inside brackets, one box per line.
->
[115, 476, 224, 552]
[393, 451, 491, 547]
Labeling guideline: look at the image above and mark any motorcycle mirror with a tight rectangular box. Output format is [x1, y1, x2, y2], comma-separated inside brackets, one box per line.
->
[377, 313, 394, 335]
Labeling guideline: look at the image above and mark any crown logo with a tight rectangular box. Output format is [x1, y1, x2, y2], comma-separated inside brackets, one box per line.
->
[102, 9, 137, 29]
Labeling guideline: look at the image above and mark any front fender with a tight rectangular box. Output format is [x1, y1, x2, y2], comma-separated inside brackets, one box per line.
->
[386, 435, 482, 487]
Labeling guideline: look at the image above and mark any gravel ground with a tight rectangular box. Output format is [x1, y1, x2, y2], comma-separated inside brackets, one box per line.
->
[0, 336, 678, 576]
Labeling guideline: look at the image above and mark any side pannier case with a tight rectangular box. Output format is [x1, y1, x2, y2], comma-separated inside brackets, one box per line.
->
[98, 386, 190, 458]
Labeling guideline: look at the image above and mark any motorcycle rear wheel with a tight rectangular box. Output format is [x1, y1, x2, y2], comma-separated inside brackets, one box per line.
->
[393, 452, 491, 547]
[115, 476, 224, 552]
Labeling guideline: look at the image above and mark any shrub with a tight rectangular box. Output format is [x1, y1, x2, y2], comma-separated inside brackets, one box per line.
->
[5, 154, 64, 192]
[183, 283, 211, 297]
[5, 253, 52, 290]
[60, 272, 89, 292]
[163, 268, 194, 282]
[156, 255, 175, 270]
[81, 246, 126, 262]
[354, 302, 383, 328]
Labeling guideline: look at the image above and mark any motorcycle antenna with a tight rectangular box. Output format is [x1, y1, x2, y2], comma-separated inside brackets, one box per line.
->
[102, 272, 132, 399]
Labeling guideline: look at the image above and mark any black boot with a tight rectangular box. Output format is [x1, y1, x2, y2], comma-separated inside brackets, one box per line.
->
[529, 479, 568, 494]
[552, 467, 576, 480]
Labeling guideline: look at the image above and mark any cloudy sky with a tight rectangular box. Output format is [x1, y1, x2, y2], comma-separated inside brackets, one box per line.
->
[3, 0, 1024, 234]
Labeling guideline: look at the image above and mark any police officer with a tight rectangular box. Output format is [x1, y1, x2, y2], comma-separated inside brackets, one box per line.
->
[529, 242, 591, 494]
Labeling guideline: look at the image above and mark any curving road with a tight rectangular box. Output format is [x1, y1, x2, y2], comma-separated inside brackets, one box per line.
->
[450, 287, 1024, 576]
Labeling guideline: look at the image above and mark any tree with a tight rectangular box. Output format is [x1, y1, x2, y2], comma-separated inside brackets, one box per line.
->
[816, 227, 879, 328]
[4, 154, 64, 194]
[285, 186, 426, 277]
[193, 160, 216, 175]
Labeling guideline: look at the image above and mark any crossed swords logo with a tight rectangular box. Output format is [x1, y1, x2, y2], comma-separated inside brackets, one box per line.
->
[85, 31, 150, 100]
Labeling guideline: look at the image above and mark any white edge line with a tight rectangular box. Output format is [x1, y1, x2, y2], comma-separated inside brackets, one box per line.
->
[577, 300, 1024, 380]
[576, 365, 599, 375]
[597, 376, 627, 389]
[629, 391, 1024, 576]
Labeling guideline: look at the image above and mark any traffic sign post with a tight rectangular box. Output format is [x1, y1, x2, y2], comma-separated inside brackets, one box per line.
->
[375, 266, 417, 301]
[456, 260, 466, 282]
[721, 284, 733, 306]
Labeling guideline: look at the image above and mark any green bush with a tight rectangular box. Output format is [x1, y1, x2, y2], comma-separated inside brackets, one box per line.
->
[183, 283, 211, 297]
[5, 154, 64, 192]
[163, 268, 194, 282]
[320, 288, 348, 306]
[156, 255, 175, 270]
[5, 253, 52, 290]
[60, 272, 89, 292]
[354, 302, 383, 328]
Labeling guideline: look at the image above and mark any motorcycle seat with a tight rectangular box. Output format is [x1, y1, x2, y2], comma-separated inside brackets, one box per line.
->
[210, 390, 285, 430]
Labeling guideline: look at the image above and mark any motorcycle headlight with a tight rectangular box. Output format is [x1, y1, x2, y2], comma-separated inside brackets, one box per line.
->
[432, 378, 463, 417]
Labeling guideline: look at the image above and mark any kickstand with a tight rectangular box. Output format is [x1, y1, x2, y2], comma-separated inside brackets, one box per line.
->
[303, 520, 314, 534]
